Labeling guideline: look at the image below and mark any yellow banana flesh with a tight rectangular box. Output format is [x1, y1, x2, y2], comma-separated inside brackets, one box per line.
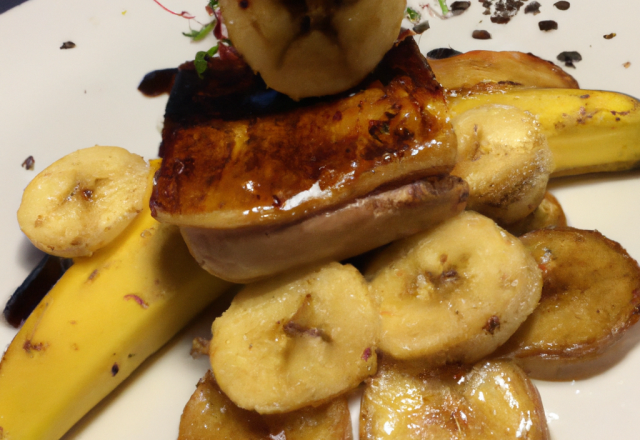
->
[447, 88, 640, 177]
[0, 160, 232, 440]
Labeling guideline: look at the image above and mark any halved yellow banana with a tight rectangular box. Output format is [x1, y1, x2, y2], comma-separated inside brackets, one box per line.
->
[450, 104, 554, 226]
[220, 0, 405, 99]
[365, 211, 542, 365]
[209, 262, 378, 414]
[17, 146, 149, 258]
[447, 88, 640, 177]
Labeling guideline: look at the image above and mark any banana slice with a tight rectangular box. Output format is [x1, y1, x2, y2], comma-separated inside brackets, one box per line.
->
[17, 146, 149, 258]
[209, 262, 378, 414]
[179, 370, 353, 440]
[498, 227, 640, 379]
[360, 359, 550, 440]
[451, 104, 554, 226]
[220, 0, 405, 99]
[365, 211, 542, 364]
[505, 191, 567, 237]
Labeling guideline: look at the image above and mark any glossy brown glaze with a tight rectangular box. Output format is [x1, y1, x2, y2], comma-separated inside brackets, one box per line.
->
[137, 68, 178, 97]
[151, 37, 456, 228]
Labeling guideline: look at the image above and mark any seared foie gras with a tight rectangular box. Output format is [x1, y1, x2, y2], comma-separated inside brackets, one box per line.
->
[151, 38, 462, 282]
[182, 176, 468, 282]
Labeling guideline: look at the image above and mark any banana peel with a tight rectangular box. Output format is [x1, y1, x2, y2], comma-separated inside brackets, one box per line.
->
[447, 87, 640, 177]
[0, 160, 232, 440]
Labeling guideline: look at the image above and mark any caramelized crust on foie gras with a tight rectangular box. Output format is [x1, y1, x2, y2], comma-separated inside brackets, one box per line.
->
[151, 37, 457, 229]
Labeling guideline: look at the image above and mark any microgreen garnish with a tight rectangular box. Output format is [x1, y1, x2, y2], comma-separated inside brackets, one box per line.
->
[195, 45, 220, 78]
[405, 7, 421, 23]
[183, 21, 215, 41]
[438, 0, 450, 15]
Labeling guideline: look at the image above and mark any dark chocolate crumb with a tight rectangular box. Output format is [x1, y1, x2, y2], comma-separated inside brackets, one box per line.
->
[60, 41, 76, 50]
[539, 20, 558, 31]
[472, 30, 492, 40]
[554, 1, 570, 10]
[524, 1, 541, 14]
[491, 15, 511, 24]
[451, 1, 471, 15]
[557, 51, 582, 68]
[426, 48, 463, 59]
[604, 33, 617, 40]
[481, 0, 526, 23]
[413, 20, 430, 34]
[22, 156, 35, 170]
[111, 363, 120, 376]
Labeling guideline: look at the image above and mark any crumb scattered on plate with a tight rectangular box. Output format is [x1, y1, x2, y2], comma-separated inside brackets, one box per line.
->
[525, 1, 541, 14]
[557, 51, 582, 68]
[554, 1, 570, 10]
[21, 156, 35, 170]
[472, 29, 492, 40]
[539, 20, 558, 31]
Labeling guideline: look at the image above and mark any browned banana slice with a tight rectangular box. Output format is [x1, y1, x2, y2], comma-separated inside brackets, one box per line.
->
[505, 191, 568, 236]
[360, 359, 550, 440]
[428, 50, 579, 92]
[365, 211, 542, 365]
[451, 105, 554, 226]
[498, 227, 640, 379]
[220, 0, 405, 99]
[179, 370, 352, 440]
[209, 262, 378, 414]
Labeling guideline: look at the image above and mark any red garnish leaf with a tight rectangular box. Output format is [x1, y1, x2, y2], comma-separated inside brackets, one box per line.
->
[152, 0, 195, 19]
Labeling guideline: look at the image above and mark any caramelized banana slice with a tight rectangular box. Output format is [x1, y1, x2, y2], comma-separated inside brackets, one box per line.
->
[505, 191, 567, 237]
[428, 50, 579, 92]
[498, 227, 640, 379]
[220, 0, 405, 99]
[179, 371, 352, 440]
[360, 360, 549, 440]
[365, 211, 542, 364]
[451, 105, 554, 226]
[209, 262, 378, 414]
[17, 146, 149, 257]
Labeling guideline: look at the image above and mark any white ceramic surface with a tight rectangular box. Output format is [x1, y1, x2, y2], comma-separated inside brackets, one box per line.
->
[1, 0, 639, 438]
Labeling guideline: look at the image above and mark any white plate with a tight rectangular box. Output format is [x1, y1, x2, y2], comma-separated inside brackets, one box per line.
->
[1, 0, 639, 438]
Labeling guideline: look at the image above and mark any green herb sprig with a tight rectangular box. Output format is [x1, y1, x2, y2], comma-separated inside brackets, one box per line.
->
[183, 21, 215, 41]
[194, 45, 219, 78]
[405, 7, 421, 23]
[438, 0, 450, 15]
